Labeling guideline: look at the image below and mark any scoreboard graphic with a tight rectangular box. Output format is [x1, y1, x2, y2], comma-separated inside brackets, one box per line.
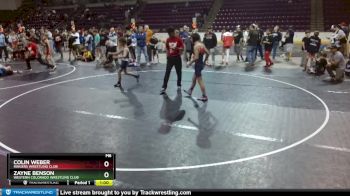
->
[7, 153, 116, 186]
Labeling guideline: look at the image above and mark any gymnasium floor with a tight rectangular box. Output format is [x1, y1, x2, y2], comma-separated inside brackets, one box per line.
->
[0, 54, 350, 189]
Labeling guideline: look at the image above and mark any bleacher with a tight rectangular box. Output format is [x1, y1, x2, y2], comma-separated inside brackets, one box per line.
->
[5, 0, 350, 33]
[25, 8, 75, 29]
[323, 0, 350, 29]
[213, 0, 311, 31]
[74, 5, 135, 29]
[137, 0, 213, 30]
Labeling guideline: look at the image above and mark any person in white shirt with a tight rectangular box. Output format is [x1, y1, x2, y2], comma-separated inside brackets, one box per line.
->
[105, 27, 118, 64]
[70, 29, 80, 62]
[84, 30, 93, 52]
[334, 25, 347, 56]
[45, 28, 54, 54]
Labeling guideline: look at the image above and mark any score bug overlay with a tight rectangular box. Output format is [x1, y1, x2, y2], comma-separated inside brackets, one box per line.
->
[7, 153, 116, 186]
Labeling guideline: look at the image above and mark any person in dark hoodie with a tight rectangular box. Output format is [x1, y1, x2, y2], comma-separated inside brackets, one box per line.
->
[301, 30, 311, 69]
[262, 28, 273, 68]
[246, 24, 259, 66]
[272, 25, 282, 60]
[255, 24, 264, 61]
[203, 26, 217, 67]
[284, 26, 295, 61]
[233, 25, 244, 62]
[306, 31, 321, 74]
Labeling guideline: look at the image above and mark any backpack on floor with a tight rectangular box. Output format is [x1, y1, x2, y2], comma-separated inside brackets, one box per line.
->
[315, 59, 327, 76]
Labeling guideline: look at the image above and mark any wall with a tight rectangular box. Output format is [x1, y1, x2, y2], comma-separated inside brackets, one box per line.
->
[0, 0, 23, 10]
[153, 32, 334, 45]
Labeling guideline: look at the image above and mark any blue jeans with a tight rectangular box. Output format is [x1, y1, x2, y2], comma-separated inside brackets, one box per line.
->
[272, 42, 279, 59]
[256, 44, 264, 59]
[247, 45, 257, 65]
[86, 44, 92, 52]
[136, 46, 149, 64]
[92, 42, 96, 56]
[49, 40, 55, 54]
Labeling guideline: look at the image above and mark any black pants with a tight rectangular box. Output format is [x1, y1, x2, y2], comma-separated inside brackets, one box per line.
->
[0, 46, 9, 60]
[162, 56, 182, 89]
[147, 45, 152, 62]
[255, 44, 264, 59]
[26, 55, 54, 69]
[152, 48, 157, 58]
[129, 46, 136, 60]
[55, 45, 63, 59]
[106, 46, 117, 62]
[186, 51, 192, 61]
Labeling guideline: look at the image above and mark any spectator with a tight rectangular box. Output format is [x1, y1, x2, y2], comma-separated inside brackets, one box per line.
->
[44, 28, 54, 53]
[326, 44, 346, 83]
[340, 22, 349, 58]
[179, 27, 185, 39]
[315, 52, 327, 76]
[172, 5, 178, 13]
[272, 25, 282, 60]
[301, 31, 311, 70]
[246, 24, 259, 66]
[135, 26, 150, 66]
[82, 48, 94, 62]
[99, 29, 108, 61]
[345, 58, 350, 76]
[334, 25, 347, 57]
[340, 22, 349, 38]
[180, 26, 191, 61]
[0, 30, 9, 62]
[233, 25, 244, 62]
[105, 27, 118, 64]
[69, 28, 80, 62]
[262, 28, 273, 68]
[284, 26, 295, 61]
[203, 26, 217, 67]
[8, 30, 19, 58]
[149, 35, 159, 64]
[84, 30, 93, 52]
[54, 29, 64, 61]
[175, 29, 180, 37]
[126, 29, 137, 65]
[145, 25, 154, 63]
[221, 28, 234, 66]
[93, 30, 101, 61]
[125, 9, 130, 21]
[255, 24, 264, 61]
[307, 31, 321, 74]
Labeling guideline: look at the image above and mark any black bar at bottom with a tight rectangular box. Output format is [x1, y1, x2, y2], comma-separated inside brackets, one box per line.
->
[10, 180, 95, 186]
